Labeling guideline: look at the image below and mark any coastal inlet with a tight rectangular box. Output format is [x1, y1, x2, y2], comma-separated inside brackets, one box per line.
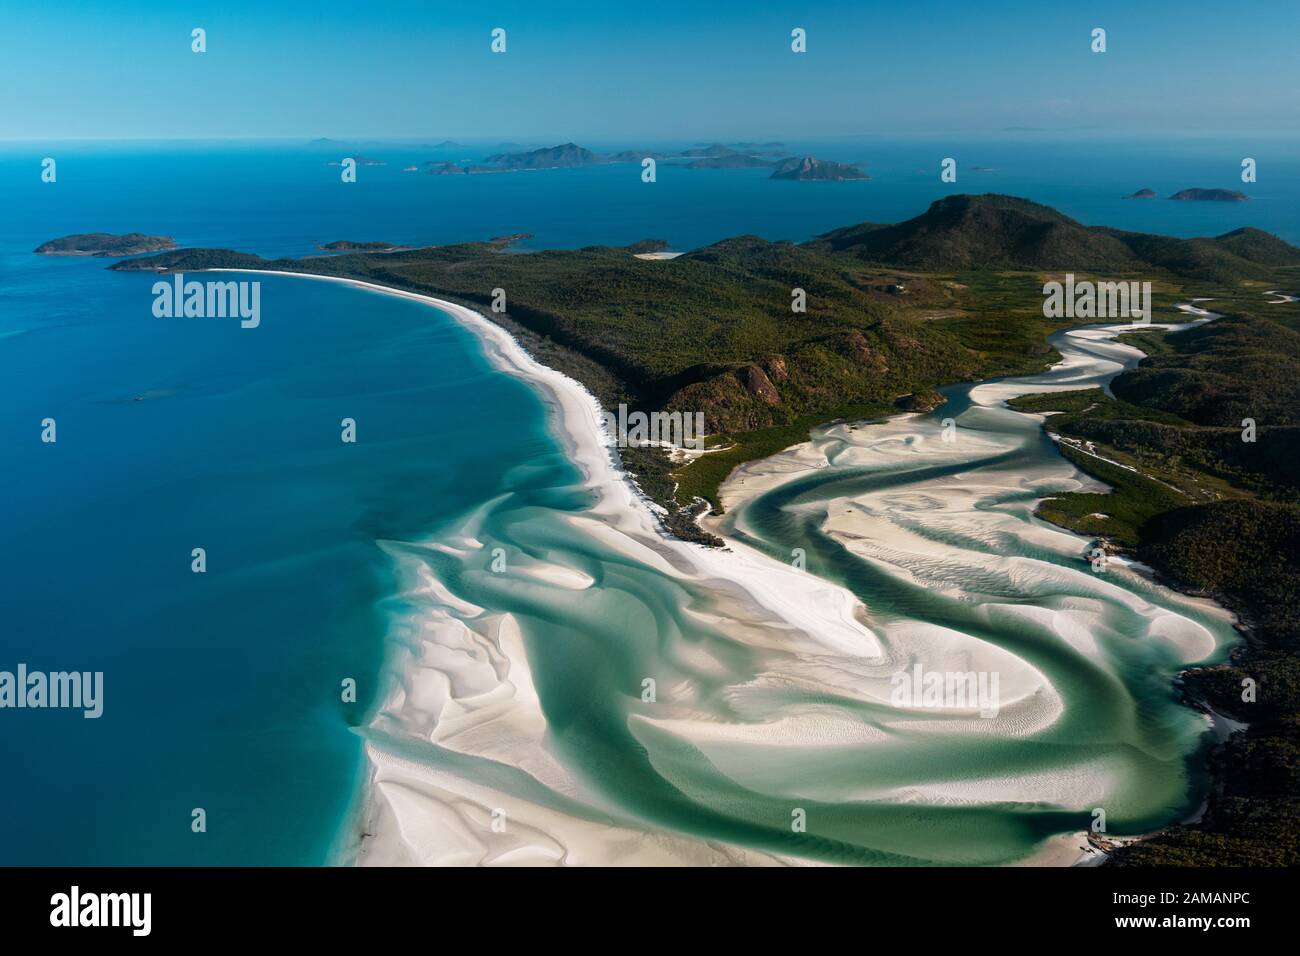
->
[359, 290, 1236, 866]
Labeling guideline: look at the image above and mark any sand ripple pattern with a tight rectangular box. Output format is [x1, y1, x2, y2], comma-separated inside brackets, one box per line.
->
[358, 293, 1236, 867]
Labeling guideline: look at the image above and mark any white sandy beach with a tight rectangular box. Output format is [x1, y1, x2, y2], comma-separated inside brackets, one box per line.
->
[226, 271, 892, 866]
[705, 306, 1237, 863]
[225, 270, 1235, 867]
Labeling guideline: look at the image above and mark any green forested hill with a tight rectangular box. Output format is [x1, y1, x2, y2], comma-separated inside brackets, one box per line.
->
[808, 194, 1138, 271]
[1111, 311, 1300, 427]
[807, 194, 1300, 283]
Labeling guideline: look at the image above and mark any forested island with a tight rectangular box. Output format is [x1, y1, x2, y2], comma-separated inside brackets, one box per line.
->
[35, 232, 176, 256]
[1170, 188, 1250, 201]
[406, 141, 871, 181]
[315, 240, 403, 252]
[770, 156, 868, 180]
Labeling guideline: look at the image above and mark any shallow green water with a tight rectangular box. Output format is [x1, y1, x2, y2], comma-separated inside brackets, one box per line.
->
[372, 315, 1236, 865]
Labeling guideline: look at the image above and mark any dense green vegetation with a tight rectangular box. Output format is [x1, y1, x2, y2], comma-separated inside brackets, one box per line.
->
[1036, 443, 1188, 548]
[674, 402, 892, 512]
[1110, 500, 1300, 866]
[1111, 311, 1300, 429]
[617, 446, 723, 546]
[807, 194, 1300, 283]
[1008, 309, 1300, 867]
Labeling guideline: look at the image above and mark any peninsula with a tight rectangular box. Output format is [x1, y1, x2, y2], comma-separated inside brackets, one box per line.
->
[102, 195, 1300, 868]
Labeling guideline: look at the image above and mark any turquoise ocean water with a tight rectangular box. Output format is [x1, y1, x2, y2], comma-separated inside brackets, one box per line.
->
[0, 135, 1294, 863]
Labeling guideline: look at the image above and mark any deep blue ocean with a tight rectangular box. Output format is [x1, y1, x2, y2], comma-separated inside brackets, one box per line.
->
[1, 134, 1296, 864]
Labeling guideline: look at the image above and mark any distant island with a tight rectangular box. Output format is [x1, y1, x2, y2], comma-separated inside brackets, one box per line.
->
[696, 141, 785, 150]
[1126, 188, 1157, 199]
[325, 156, 386, 166]
[679, 144, 751, 158]
[483, 143, 598, 170]
[686, 154, 783, 169]
[680, 143, 785, 160]
[316, 240, 404, 252]
[409, 141, 880, 183]
[1170, 187, 1249, 201]
[475, 145, 869, 180]
[34, 232, 177, 257]
[606, 150, 673, 163]
[770, 156, 868, 181]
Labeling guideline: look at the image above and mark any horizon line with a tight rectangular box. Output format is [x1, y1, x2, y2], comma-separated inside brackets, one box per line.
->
[5, 128, 1300, 145]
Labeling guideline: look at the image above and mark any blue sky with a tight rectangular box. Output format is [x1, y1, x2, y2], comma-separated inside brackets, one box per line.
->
[2, 0, 1296, 140]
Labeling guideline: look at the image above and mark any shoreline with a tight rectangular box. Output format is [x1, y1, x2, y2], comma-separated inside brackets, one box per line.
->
[223, 270, 901, 866]
[222, 269, 1233, 867]
[704, 305, 1240, 866]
